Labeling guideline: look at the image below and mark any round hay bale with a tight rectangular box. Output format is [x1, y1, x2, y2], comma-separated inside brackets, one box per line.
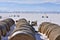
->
[9, 18, 36, 40]
[0, 23, 7, 36]
[16, 18, 28, 27]
[13, 26, 35, 35]
[45, 24, 60, 37]
[1, 20, 10, 30]
[0, 22, 10, 32]
[38, 22, 51, 33]
[16, 18, 35, 33]
[9, 28, 36, 40]
[2, 18, 15, 27]
[9, 33, 35, 40]
[49, 28, 60, 40]
[16, 24, 35, 33]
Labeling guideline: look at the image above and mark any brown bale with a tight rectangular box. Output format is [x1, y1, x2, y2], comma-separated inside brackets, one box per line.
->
[13, 24, 35, 34]
[16, 18, 35, 33]
[0, 22, 10, 32]
[9, 26, 36, 40]
[16, 25, 35, 33]
[1, 18, 15, 31]
[0, 18, 15, 37]
[38, 22, 51, 33]
[1, 20, 10, 31]
[49, 28, 60, 40]
[5, 18, 15, 26]
[39, 22, 60, 40]
[12, 27, 35, 36]
[16, 18, 27, 24]
[45, 24, 60, 37]
[9, 18, 36, 40]
[16, 18, 28, 27]
[0, 23, 7, 36]
[9, 33, 35, 40]
[2, 18, 15, 26]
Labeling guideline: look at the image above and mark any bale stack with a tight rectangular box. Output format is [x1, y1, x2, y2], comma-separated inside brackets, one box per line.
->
[0, 18, 15, 37]
[9, 18, 36, 40]
[38, 22, 60, 40]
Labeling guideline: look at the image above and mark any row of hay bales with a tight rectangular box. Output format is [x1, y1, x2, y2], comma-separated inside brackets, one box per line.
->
[38, 22, 60, 40]
[9, 18, 36, 40]
[0, 18, 15, 40]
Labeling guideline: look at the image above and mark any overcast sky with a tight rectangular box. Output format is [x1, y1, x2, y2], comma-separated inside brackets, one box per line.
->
[0, 0, 60, 12]
[0, 0, 60, 4]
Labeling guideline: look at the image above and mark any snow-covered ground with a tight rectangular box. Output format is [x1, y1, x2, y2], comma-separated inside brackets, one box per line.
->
[0, 13, 60, 40]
